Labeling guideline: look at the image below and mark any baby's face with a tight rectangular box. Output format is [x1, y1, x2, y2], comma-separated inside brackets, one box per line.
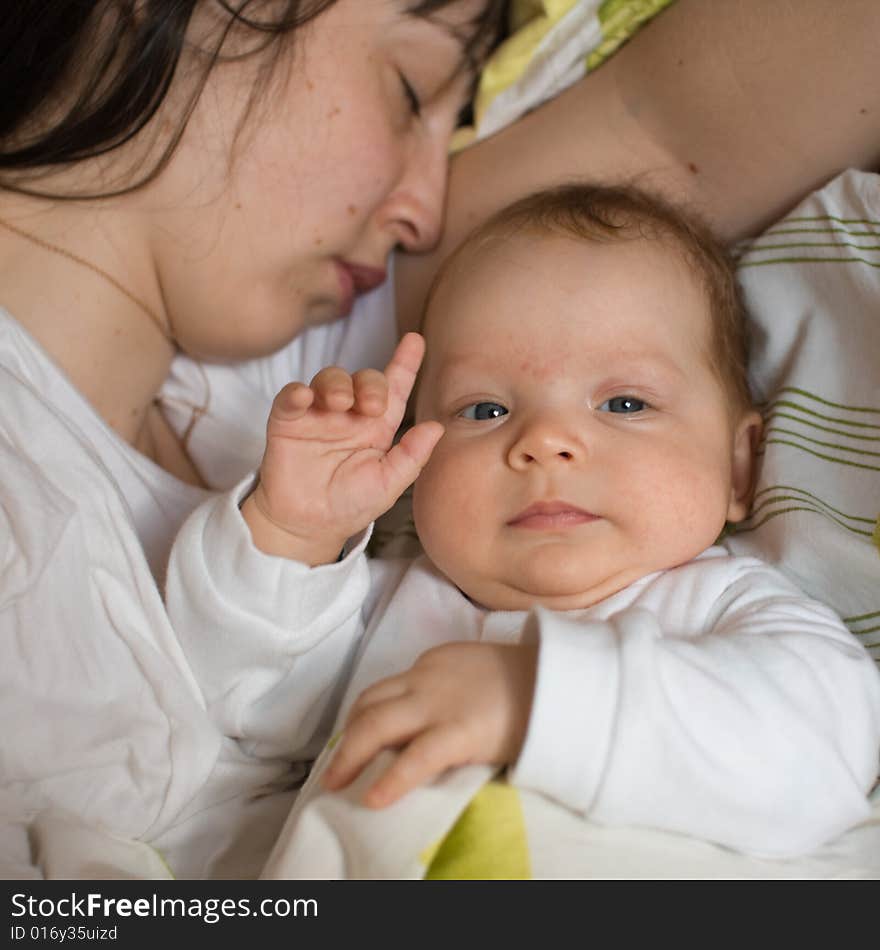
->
[413, 232, 757, 611]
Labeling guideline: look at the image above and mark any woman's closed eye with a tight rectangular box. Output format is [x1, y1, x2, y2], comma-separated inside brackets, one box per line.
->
[458, 401, 508, 421]
[398, 71, 421, 117]
[597, 395, 648, 414]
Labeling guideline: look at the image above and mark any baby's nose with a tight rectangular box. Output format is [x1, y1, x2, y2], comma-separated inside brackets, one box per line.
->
[507, 420, 582, 469]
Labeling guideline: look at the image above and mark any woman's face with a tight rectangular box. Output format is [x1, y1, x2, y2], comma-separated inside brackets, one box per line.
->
[144, 0, 487, 361]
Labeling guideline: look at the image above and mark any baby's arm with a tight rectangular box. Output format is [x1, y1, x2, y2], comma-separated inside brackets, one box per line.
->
[165, 334, 440, 759]
[241, 332, 441, 564]
[511, 570, 880, 857]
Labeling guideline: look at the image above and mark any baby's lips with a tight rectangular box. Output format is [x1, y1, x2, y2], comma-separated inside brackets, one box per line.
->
[507, 499, 598, 527]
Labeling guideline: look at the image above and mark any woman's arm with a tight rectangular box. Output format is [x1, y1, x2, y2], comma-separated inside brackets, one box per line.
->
[397, 0, 880, 332]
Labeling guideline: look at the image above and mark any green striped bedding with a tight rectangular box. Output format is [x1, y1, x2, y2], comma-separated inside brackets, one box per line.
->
[724, 171, 880, 667]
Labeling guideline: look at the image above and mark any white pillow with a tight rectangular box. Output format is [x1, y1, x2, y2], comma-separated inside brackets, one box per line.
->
[723, 169, 880, 670]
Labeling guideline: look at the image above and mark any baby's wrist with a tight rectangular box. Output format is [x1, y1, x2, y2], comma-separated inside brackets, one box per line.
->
[240, 492, 348, 566]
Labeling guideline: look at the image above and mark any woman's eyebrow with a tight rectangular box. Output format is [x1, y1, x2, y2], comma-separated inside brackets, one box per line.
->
[407, 4, 496, 77]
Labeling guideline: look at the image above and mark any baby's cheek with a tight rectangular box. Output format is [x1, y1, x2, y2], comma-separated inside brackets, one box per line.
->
[413, 455, 456, 546]
[644, 458, 731, 554]
[414, 451, 486, 567]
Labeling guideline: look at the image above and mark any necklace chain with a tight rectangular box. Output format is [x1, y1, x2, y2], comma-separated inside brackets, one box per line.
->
[0, 214, 174, 344]
[0, 211, 211, 486]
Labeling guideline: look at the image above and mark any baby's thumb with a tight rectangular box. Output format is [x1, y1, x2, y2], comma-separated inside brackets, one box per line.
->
[382, 421, 444, 499]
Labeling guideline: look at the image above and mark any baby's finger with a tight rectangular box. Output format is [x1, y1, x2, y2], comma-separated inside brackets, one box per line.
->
[310, 366, 355, 412]
[321, 696, 424, 792]
[345, 677, 411, 722]
[351, 368, 388, 417]
[382, 333, 425, 416]
[361, 726, 465, 809]
[270, 381, 315, 422]
[379, 421, 444, 498]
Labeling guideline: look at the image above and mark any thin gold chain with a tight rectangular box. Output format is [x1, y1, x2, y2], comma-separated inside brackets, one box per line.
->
[0, 213, 174, 344]
[0, 211, 213, 481]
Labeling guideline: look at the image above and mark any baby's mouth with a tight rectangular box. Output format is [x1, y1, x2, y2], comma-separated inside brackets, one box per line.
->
[506, 501, 599, 530]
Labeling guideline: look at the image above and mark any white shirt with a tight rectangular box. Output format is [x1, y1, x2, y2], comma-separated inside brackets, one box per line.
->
[169, 488, 880, 859]
[0, 272, 398, 879]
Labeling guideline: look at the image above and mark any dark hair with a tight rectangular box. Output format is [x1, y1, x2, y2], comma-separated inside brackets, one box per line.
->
[0, 0, 506, 199]
[426, 182, 754, 412]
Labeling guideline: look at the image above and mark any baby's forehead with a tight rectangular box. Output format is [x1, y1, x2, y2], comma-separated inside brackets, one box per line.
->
[421, 231, 560, 344]
[422, 227, 705, 341]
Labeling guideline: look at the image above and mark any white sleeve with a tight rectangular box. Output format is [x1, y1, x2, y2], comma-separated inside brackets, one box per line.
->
[165, 477, 375, 760]
[510, 570, 880, 857]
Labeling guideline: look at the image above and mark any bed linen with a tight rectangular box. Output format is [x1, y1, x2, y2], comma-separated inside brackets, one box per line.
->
[453, 0, 676, 148]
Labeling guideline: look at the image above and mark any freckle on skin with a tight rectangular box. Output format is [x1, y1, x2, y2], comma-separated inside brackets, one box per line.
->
[306, 80, 314, 91]
[687, 162, 699, 174]
[327, 106, 341, 119]
[347, 204, 358, 216]
[860, 108, 868, 115]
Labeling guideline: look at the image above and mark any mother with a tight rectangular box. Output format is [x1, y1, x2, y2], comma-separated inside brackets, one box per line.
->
[0, 0, 878, 879]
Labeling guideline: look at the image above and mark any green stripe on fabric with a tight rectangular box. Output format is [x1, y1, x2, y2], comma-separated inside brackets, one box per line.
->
[732, 505, 874, 539]
[763, 400, 880, 431]
[753, 484, 875, 522]
[849, 624, 880, 636]
[763, 438, 880, 472]
[772, 388, 880, 415]
[763, 412, 880, 442]
[843, 610, 880, 624]
[738, 255, 880, 270]
[834, 611, 880, 639]
[746, 493, 873, 529]
[782, 215, 880, 226]
[764, 426, 880, 459]
[764, 412, 880, 442]
[741, 240, 880, 255]
[760, 227, 880, 238]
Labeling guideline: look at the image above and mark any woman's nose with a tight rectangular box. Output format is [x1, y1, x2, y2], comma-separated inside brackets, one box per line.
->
[381, 135, 448, 253]
[507, 418, 584, 470]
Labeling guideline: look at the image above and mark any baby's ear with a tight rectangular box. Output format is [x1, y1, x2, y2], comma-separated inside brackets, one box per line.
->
[726, 410, 763, 523]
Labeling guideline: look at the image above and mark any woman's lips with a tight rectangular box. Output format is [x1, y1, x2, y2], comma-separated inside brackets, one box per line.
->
[507, 501, 599, 530]
[335, 260, 387, 316]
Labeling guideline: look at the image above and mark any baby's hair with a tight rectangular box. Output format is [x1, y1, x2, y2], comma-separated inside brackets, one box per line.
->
[425, 183, 753, 412]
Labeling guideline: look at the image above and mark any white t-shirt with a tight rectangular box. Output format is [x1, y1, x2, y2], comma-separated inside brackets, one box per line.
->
[0, 274, 397, 880]
[168, 489, 880, 862]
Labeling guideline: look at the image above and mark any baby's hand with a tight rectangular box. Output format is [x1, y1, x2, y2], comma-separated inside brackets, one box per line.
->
[322, 642, 539, 807]
[242, 333, 442, 564]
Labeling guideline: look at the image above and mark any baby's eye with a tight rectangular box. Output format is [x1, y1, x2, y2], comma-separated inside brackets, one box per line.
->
[598, 396, 648, 414]
[458, 402, 509, 421]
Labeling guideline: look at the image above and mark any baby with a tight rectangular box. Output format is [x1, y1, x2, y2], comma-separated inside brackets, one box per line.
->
[175, 184, 880, 860]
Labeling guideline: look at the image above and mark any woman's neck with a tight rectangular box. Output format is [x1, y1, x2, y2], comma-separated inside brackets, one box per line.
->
[0, 195, 203, 484]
